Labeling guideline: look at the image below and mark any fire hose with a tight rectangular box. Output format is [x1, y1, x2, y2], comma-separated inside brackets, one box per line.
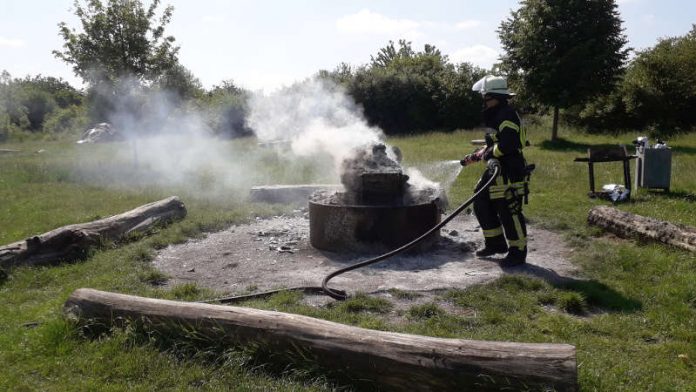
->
[203, 160, 501, 304]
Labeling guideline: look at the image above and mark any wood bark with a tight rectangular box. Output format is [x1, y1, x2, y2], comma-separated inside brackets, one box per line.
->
[588, 205, 696, 252]
[0, 197, 186, 269]
[551, 106, 560, 141]
[64, 288, 578, 392]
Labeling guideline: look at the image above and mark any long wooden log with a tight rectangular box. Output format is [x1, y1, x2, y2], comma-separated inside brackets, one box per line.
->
[64, 288, 577, 391]
[588, 205, 696, 252]
[0, 197, 186, 269]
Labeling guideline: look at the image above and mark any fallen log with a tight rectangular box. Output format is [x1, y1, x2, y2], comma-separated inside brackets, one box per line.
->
[64, 288, 577, 391]
[0, 197, 186, 269]
[588, 205, 696, 252]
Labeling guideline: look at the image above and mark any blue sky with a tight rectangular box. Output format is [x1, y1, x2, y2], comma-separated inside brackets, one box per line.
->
[1, 0, 694, 91]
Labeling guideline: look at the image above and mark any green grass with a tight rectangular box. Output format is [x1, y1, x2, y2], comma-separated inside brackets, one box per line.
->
[1, 124, 696, 390]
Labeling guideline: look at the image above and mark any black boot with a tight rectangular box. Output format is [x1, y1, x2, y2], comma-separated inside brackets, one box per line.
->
[500, 247, 526, 267]
[475, 237, 508, 257]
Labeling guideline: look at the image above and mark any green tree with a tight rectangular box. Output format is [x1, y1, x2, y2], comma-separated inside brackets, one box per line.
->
[197, 80, 252, 138]
[621, 25, 696, 135]
[154, 63, 204, 102]
[54, 0, 178, 85]
[498, 0, 629, 140]
[54, 0, 180, 123]
[347, 41, 485, 134]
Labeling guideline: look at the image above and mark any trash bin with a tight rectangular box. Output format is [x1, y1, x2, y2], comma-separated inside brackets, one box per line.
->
[635, 144, 672, 191]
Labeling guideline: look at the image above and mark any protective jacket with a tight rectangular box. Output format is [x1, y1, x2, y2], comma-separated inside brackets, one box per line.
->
[483, 101, 526, 180]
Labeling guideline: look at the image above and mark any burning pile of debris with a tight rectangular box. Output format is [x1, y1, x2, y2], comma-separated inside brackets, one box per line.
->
[313, 143, 447, 209]
[339, 143, 408, 204]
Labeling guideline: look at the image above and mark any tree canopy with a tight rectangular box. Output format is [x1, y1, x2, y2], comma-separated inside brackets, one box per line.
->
[54, 0, 179, 86]
[323, 40, 487, 135]
[499, 0, 629, 140]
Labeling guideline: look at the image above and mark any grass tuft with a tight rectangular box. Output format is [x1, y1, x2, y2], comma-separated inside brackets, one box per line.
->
[557, 292, 587, 315]
[332, 293, 393, 314]
[407, 303, 445, 320]
[386, 288, 422, 300]
[139, 268, 169, 286]
[170, 283, 203, 301]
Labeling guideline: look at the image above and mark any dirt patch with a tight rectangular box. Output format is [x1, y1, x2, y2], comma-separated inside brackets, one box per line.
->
[153, 210, 580, 307]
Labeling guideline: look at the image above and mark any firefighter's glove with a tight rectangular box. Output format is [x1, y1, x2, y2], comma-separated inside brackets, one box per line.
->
[460, 154, 474, 166]
[485, 133, 495, 147]
[461, 148, 487, 166]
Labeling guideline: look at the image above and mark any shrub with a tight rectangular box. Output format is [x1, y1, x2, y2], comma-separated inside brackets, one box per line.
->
[43, 105, 88, 134]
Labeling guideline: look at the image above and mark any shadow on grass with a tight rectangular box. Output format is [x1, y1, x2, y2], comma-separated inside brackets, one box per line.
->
[645, 189, 696, 202]
[503, 263, 642, 313]
[538, 138, 627, 154]
[671, 145, 696, 155]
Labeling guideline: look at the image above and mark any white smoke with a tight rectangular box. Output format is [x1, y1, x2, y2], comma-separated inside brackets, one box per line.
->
[69, 76, 444, 204]
[247, 78, 384, 171]
[248, 77, 446, 206]
[70, 77, 268, 200]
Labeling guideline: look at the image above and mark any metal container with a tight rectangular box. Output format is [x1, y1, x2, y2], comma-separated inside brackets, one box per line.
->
[635, 148, 672, 191]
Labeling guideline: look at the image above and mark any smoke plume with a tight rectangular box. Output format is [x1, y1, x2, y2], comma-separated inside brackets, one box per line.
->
[247, 78, 387, 171]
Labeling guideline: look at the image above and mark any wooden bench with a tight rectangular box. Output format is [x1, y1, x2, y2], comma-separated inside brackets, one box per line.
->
[574, 146, 637, 199]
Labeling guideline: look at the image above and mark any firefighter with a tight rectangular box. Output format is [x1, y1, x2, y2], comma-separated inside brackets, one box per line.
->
[462, 75, 528, 266]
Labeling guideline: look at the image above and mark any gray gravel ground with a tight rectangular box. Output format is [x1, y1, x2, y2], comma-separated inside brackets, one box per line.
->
[153, 209, 580, 308]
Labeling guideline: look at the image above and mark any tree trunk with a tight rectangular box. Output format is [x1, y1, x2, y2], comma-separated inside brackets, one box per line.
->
[552, 106, 560, 141]
[64, 288, 578, 392]
[0, 197, 186, 270]
[588, 206, 696, 252]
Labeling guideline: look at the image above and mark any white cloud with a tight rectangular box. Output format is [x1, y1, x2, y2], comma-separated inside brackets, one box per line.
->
[450, 45, 499, 68]
[455, 19, 482, 30]
[336, 9, 421, 37]
[0, 37, 25, 48]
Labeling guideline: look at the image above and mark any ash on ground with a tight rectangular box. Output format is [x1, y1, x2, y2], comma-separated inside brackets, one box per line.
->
[153, 211, 579, 309]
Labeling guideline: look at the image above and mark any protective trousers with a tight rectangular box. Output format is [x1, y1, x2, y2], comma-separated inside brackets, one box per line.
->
[473, 172, 527, 255]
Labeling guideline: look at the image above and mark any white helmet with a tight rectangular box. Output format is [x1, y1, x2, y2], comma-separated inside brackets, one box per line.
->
[471, 75, 515, 97]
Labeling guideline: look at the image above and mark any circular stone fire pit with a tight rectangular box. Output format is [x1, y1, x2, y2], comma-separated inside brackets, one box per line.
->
[309, 143, 442, 252]
[309, 198, 440, 252]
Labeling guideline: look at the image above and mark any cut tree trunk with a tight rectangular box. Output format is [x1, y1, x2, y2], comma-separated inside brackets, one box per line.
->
[552, 106, 560, 141]
[588, 205, 696, 252]
[0, 197, 186, 269]
[64, 288, 578, 392]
